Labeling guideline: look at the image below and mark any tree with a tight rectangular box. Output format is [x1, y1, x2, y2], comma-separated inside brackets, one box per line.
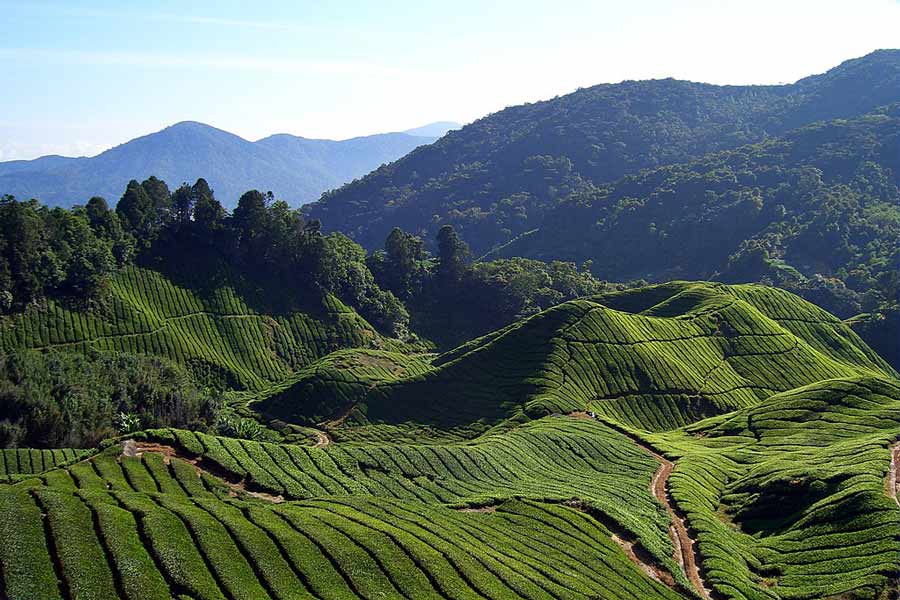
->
[141, 176, 172, 224]
[191, 179, 225, 231]
[383, 227, 426, 299]
[436, 224, 470, 282]
[0, 196, 49, 307]
[232, 190, 269, 245]
[172, 184, 194, 224]
[116, 180, 154, 240]
[85, 197, 112, 231]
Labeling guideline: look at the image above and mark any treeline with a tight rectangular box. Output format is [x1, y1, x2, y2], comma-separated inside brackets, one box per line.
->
[2, 176, 619, 344]
[0, 178, 622, 447]
[368, 226, 615, 347]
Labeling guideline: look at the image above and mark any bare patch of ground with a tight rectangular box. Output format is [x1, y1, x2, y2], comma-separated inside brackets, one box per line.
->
[568, 411, 594, 420]
[322, 401, 357, 429]
[455, 505, 499, 513]
[120, 439, 284, 503]
[887, 442, 900, 507]
[312, 430, 332, 448]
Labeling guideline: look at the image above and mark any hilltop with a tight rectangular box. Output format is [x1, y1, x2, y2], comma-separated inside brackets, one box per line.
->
[305, 50, 900, 255]
[0, 121, 451, 209]
[258, 281, 895, 441]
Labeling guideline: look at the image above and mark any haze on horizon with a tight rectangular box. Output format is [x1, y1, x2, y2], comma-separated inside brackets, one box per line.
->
[2, 0, 899, 161]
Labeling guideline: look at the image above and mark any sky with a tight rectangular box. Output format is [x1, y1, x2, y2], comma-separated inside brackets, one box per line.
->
[2, 0, 899, 161]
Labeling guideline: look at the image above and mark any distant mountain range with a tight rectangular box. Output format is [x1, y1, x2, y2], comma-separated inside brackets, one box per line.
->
[0, 121, 460, 208]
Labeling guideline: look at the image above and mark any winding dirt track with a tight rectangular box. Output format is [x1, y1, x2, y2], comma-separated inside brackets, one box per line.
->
[571, 414, 714, 599]
[647, 449, 713, 599]
[888, 442, 900, 507]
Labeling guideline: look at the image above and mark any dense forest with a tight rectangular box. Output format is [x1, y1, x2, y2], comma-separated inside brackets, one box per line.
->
[495, 107, 900, 316]
[305, 50, 900, 253]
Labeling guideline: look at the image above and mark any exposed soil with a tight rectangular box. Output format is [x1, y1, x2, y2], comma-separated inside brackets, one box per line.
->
[568, 411, 594, 420]
[120, 439, 284, 503]
[559, 498, 679, 589]
[312, 430, 332, 448]
[567, 413, 715, 599]
[887, 442, 900, 507]
[323, 402, 357, 429]
[610, 533, 676, 587]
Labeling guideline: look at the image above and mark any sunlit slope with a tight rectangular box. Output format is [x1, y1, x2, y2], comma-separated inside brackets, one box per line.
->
[255, 349, 434, 427]
[0, 448, 92, 481]
[303, 282, 895, 439]
[0, 432, 686, 600]
[0, 266, 385, 390]
[656, 376, 900, 600]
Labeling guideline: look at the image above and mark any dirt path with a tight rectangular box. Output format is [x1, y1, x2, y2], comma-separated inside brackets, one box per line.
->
[323, 402, 357, 429]
[648, 451, 713, 599]
[568, 413, 714, 599]
[887, 442, 900, 507]
[312, 430, 332, 448]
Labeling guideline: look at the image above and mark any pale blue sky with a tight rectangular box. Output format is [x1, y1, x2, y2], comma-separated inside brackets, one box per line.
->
[2, 0, 899, 160]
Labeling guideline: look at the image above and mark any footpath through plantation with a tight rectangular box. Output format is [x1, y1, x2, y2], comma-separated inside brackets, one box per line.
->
[0, 281, 898, 600]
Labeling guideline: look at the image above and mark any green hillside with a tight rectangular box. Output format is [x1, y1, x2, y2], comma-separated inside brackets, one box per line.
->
[0, 281, 897, 599]
[656, 376, 900, 599]
[493, 107, 900, 307]
[262, 282, 893, 441]
[0, 265, 389, 391]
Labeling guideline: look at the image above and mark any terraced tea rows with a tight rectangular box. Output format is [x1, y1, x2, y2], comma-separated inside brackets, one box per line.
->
[0, 448, 92, 480]
[0, 281, 897, 599]
[656, 376, 900, 600]
[129, 417, 684, 579]
[0, 266, 388, 389]
[256, 349, 433, 426]
[272, 282, 894, 441]
[0, 444, 689, 600]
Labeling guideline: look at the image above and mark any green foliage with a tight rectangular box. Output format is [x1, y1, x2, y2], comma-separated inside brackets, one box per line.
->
[656, 376, 900, 599]
[306, 50, 900, 254]
[0, 279, 897, 599]
[0, 195, 121, 310]
[214, 409, 266, 441]
[0, 348, 221, 447]
[0, 264, 390, 394]
[498, 109, 900, 320]
[332, 282, 894, 439]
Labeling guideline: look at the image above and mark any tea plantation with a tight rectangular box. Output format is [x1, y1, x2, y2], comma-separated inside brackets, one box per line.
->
[0, 266, 392, 390]
[0, 281, 897, 599]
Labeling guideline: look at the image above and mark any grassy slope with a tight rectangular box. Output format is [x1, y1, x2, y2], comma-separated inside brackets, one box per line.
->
[0, 265, 393, 390]
[0, 282, 897, 600]
[655, 376, 900, 599]
[280, 282, 893, 441]
[0, 438, 686, 600]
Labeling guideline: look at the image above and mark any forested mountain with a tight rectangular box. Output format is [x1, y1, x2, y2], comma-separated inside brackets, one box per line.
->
[493, 106, 900, 312]
[0, 121, 445, 209]
[305, 50, 900, 253]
